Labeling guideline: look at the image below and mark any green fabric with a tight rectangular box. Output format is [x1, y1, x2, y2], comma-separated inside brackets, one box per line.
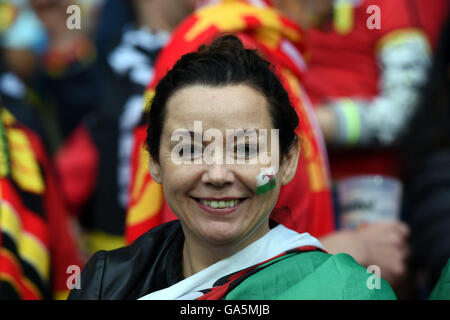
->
[225, 252, 397, 300]
[429, 259, 450, 300]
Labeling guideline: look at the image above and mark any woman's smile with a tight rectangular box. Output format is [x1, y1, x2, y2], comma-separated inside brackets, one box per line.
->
[192, 197, 248, 215]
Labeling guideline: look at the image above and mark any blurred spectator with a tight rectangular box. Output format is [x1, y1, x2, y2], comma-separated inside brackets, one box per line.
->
[94, 0, 133, 60]
[272, 0, 417, 293]
[300, 0, 443, 179]
[30, 0, 100, 153]
[0, 6, 83, 298]
[0, 0, 47, 81]
[403, 14, 450, 299]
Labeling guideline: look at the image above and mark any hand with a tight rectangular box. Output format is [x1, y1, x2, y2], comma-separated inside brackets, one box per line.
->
[319, 221, 410, 286]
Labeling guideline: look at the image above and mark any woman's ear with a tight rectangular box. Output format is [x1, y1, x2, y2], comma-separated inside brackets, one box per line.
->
[279, 137, 301, 186]
[149, 156, 162, 184]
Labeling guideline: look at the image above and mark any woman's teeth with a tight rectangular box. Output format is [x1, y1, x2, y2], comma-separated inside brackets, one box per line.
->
[199, 199, 240, 209]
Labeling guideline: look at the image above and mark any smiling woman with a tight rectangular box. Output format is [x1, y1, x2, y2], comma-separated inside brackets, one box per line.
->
[68, 35, 397, 300]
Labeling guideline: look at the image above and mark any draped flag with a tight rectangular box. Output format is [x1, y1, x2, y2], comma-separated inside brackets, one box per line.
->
[126, 0, 335, 244]
[0, 107, 82, 299]
[197, 246, 323, 300]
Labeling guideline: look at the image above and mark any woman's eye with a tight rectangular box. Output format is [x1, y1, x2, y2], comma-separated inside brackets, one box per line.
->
[179, 145, 202, 159]
[235, 144, 257, 159]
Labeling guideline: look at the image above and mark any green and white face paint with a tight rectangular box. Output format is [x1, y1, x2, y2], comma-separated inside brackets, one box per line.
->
[256, 166, 277, 195]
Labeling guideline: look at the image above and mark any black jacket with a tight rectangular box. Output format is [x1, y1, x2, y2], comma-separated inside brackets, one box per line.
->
[68, 221, 184, 300]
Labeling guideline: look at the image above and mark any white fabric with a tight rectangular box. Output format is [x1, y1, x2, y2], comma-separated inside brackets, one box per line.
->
[138, 225, 323, 300]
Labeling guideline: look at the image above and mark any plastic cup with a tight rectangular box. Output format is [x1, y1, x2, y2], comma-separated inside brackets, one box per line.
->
[337, 175, 403, 230]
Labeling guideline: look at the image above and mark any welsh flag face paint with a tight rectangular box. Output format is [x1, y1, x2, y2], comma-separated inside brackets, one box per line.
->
[256, 167, 276, 194]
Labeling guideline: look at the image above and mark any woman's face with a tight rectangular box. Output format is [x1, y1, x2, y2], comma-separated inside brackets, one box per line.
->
[149, 84, 299, 251]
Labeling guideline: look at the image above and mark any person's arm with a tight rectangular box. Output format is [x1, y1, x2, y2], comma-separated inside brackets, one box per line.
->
[316, 30, 431, 147]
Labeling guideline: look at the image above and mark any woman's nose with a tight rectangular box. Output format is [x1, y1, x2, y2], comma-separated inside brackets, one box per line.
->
[201, 164, 234, 187]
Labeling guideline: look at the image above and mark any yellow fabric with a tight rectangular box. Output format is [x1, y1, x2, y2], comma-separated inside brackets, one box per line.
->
[53, 289, 70, 300]
[186, 2, 300, 49]
[127, 180, 164, 226]
[19, 233, 50, 282]
[0, 200, 22, 245]
[334, 1, 354, 35]
[1, 199, 50, 282]
[84, 230, 126, 254]
[8, 128, 45, 194]
[0, 3, 17, 33]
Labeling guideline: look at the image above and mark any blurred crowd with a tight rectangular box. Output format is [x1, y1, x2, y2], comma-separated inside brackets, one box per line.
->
[0, 0, 449, 300]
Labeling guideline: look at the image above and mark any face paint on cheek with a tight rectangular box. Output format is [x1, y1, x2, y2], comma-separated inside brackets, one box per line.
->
[256, 166, 277, 195]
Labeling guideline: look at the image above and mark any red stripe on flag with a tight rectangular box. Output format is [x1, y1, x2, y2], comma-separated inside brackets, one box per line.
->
[0, 249, 41, 299]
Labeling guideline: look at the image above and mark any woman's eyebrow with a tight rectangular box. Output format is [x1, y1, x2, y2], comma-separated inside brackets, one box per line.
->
[169, 128, 265, 147]
[226, 128, 260, 141]
[170, 129, 202, 138]
[169, 130, 202, 145]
